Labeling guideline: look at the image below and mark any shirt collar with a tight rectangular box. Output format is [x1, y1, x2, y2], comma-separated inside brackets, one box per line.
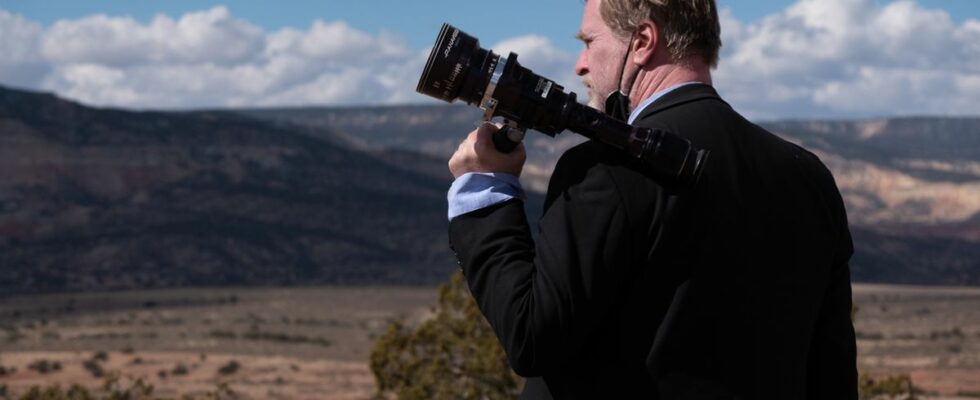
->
[627, 81, 703, 125]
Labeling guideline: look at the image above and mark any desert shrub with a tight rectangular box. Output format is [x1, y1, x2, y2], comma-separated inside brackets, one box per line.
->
[17, 377, 153, 400]
[171, 363, 189, 376]
[370, 271, 523, 400]
[858, 372, 918, 400]
[3, 326, 25, 343]
[91, 352, 109, 363]
[27, 359, 62, 374]
[239, 331, 331, 348]
[208, 330, 235, 339]
[100, 376, 154, 399]
[14, 377, 237, 400]
[217, 360, 240, 376]
[856, 331, 885, 340]
[82, 359, 104, 378]
[18, 384, 94, 400]
[929, 327, 965, 340]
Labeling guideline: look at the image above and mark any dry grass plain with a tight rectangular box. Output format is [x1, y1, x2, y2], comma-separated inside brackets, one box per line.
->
[0, 284, 978, 399]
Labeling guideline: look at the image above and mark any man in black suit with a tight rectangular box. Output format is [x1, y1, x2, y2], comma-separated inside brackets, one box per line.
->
[446, 0, 858, 398]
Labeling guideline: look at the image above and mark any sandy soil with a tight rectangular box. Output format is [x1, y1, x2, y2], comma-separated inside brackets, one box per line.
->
[0, 351, 375, 399]
[853, 284, 980, 398]
[1, 283, 978, 399]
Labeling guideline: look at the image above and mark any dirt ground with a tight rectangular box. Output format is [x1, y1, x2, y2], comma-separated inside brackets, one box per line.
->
[0, 351, 373, 399]
[853, 285, 980, 398]
[1, 284, 978, 399]
[0, 286, 435, 399]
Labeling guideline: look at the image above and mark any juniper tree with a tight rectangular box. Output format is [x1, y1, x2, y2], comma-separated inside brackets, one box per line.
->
[370, 271, 523, 399]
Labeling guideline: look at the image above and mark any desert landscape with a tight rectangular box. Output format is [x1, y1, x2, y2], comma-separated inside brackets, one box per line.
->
[0, 286, 436, 399]
[1, 283, 978, 399]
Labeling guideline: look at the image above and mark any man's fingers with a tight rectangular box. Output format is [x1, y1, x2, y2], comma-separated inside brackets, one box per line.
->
[449, 122, 525, 177]
[477, 122, 504, 137]
[475, 122, 508, 151]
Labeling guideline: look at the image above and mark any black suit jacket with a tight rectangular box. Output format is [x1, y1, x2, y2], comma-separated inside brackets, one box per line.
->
[448, 84, 857, 399]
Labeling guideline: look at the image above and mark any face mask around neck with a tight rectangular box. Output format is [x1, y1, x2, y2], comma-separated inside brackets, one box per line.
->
[604, 90, 631, 122]
[601, 32, 636, 122]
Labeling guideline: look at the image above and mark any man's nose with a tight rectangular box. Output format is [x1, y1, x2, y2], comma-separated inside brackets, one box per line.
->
[574, 50, 588, 76]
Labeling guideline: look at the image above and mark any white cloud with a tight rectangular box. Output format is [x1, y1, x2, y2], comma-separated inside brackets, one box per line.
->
[0, 2, 977, 117]
[714, 0, 980, 118]
[42, 7, 264, 67]
[26, 7, 423, 108]
[0, 9, 48, 87]
[44, 64, 140, 105]
[0, 5, 583, 110]
[266, 20, 410, 63]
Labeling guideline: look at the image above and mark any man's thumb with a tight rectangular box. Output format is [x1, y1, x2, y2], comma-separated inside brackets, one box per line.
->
[476, 122, 503, 146]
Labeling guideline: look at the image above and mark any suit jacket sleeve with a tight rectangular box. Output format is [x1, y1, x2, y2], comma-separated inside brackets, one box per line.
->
[806, 159, 859, 398]
[449, 145, 640, 377]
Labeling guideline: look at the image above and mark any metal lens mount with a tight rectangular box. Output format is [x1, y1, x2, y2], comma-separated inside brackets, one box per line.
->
[416, 23, 709, 190]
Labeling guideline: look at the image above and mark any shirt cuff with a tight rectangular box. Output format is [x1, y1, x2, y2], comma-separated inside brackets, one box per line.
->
[447, 172, 525, 220]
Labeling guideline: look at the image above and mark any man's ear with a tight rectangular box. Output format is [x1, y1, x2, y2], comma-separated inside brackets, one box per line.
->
[631, 19, 659, 65]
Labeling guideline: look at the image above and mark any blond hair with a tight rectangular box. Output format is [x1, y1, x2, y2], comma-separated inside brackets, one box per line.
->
[599, 0, 721, 67]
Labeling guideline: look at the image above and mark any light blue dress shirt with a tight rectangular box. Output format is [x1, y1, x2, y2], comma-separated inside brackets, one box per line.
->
[446, 82, 702, 220]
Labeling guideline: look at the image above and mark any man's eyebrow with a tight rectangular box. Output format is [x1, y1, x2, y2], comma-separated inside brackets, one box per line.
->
[575, 31, 589, 41]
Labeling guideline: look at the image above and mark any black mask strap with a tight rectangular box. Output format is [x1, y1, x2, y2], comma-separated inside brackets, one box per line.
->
[604, 32, 637, 122]
[614, 31, 636, 97]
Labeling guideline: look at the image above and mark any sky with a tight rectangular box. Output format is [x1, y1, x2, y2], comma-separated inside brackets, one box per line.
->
[1, 0, 978, 119]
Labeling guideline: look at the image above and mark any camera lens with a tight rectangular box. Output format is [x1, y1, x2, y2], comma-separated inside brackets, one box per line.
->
[416, 23, 708, 190]
[417, 24, 496, 105]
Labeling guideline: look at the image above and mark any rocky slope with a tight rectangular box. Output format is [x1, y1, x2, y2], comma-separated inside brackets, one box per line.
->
[0, 86, 976, 292]
[242, 105, 980, 285]
[0, 86, 464, 294]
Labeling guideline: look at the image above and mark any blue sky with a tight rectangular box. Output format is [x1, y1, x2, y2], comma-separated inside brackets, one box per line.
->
[1, 0, 978, 118]
[4, 0, 977, 53]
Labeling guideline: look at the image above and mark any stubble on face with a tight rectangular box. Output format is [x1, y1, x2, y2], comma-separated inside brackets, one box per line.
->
[576, 0, 626, 111]
[582, 75, 604, 110]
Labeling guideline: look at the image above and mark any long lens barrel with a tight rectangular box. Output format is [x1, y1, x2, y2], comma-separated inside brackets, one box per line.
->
[417, 23, 708, 190]
[556, 93, 708, 189]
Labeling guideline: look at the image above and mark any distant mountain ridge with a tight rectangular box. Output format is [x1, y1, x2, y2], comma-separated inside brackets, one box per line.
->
[0, 85, 977, 293]
[241, 104, 980, 285]
[0, 85, 463, 294]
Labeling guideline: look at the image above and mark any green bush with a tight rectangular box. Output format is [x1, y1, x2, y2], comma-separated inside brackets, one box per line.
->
[370, 271, 523, 400]
[13, 376, 237, 400]
[858, 372, 918, 400]
[91, 352, 109, 363]
[82, 359, 104, 378]
[27, 359, 62, 374]
[240, 331, 331, 348]
[217, 361, 240, 376]
[171, 364, 189, 376]
[208, 330, 236, 340]
[18, 384, 94, 400]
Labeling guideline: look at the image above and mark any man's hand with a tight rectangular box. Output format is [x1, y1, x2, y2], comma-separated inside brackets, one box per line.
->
[448, 122, 527, 178]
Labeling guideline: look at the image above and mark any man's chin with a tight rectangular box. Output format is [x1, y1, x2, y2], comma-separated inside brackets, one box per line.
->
[586, 98, 604, 111]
